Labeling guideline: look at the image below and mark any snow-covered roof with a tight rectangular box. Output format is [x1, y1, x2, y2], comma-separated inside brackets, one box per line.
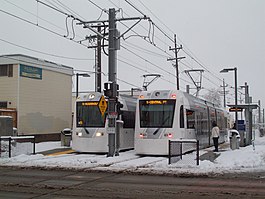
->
[0, 54, 73, 76]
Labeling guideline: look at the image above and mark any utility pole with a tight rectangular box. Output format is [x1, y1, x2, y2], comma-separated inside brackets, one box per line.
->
[263, 109, 265, 125]
[95, 25, 102, 92]
[258, 100, 261, 124]
[167, 34, 185, 90]
[107, 8, 118, 157]
[220, 79, 228, 107]
[80, 23, 108, 93]
[79, 8, 148, 157]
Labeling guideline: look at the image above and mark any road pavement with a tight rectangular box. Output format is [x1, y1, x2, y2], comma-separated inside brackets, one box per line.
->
[1, 166, 265, 199]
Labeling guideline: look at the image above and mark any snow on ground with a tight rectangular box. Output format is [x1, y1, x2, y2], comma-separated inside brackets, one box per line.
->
[1, 130, 265, 176]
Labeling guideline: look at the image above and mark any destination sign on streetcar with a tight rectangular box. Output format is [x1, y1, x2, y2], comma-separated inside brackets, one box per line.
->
[142, 99, 173, 105]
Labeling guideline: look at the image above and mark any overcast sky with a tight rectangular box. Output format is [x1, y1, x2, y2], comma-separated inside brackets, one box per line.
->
[0, 0, 264, 113]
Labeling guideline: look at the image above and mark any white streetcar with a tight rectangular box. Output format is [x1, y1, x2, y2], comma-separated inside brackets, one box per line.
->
[72, 92, 137, 153]
[135, 90, 229, 155]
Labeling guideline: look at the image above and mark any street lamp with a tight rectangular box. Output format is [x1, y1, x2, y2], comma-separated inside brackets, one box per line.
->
[220, 67, 238, 130]
[76, 73, 90, 98]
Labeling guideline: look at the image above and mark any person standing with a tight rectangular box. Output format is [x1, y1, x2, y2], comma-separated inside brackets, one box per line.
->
[211, 121, 220, 152]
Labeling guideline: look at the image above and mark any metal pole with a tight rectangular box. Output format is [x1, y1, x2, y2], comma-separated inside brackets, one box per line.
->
[186, 85, 190, 94]
[107, 8, 117, 157]
[263, 109, 265, 125]
[243, 82, 250, 145]
[258, 100, 261, 124]
[196, 140, 199, 166]
[223, 79, 226, 107]
[234, 67, 238, 130]
[96, 25, 102, 92]
[180, 142, 182, 160]
[33, 136, 36, 155]
[168, 140, 171, 165]
[174, 34, 179, 90]
[0, 137, 1, 158]
[9, 136, 11, 158]
[76, 73, 79, 98]
[244, 82, 249, 103]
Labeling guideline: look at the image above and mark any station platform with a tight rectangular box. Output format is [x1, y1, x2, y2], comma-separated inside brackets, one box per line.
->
[38, 148, 75, 156]
[200, 142, 230, 162]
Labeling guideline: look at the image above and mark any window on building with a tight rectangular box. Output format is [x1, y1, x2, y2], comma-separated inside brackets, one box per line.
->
[0, 101, 8, 108]
[0, 64, 13, 77]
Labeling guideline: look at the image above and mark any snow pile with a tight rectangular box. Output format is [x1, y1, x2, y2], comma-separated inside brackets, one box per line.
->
[1, 131, 265, 176]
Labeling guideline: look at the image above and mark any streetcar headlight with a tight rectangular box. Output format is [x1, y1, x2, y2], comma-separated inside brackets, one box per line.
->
[164, 133, 173, 138]
[96, 132, 104, 137]
[89, 94, 95, 99]
[171, 94, 176, 99]
[78, 132, 83, 137]
[139, 133, 146, 138]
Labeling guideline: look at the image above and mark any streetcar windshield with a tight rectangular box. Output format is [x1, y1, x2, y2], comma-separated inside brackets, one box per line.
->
[139, 99, 176, 128]
[76, 101, 106, 127]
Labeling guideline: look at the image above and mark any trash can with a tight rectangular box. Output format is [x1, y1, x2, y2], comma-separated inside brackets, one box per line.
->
[238, 130, 245, 147]
[61, 128, 72, 147]
[260, 128, 264, 137]
[229, 130, 240, 150]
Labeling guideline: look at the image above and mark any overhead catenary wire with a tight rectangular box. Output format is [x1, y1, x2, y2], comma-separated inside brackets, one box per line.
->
[2, 0, 237, 94]
[86, 0, 179, 85]
[125, 0, 230, 93]
[0, 38, 94, 61]
[50, 0, 87, 21]
[4, 0, 65, 33]
[87, 0, 109, 14]
[120, 44, 193, 85]
[0, 7, 92, 48]
[107, 0, 174, 56]
[124, 0, 146, 17]
[137, 0, 175, 36]
[88, 0, 175, 62]
[118, 58, 178, 88]
[122, 41, 169, 58]
[46, 0, 229, 93]
[123, 0, 174, 43]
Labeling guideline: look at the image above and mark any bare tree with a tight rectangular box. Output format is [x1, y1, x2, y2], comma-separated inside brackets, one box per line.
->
[203, 88, 222, 107]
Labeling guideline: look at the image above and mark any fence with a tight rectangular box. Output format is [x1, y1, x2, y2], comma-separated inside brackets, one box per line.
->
[168, 139, 199, 165]
[0, 136, 35, 158]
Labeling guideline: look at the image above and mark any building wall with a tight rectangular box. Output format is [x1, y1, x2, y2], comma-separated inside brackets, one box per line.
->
[0, 64, 18, 109]
[18, 66, 72, 135]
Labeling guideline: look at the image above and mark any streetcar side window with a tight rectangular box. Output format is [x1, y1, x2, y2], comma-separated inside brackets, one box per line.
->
[180, 105, 184, 128]
[186, 109, 195, 129]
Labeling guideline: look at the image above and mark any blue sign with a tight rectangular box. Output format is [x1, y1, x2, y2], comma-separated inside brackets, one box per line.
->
[238, 120, 245, 125]
[20, 64, 42, 80]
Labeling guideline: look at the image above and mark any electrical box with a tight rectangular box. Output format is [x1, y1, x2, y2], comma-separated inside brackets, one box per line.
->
[0, 116, 13, 136]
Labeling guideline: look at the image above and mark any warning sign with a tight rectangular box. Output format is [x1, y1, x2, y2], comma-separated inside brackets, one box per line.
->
[98, 95, 108, 116]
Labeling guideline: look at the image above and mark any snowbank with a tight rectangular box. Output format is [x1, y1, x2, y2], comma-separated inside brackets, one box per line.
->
[1, 131, 265, 176]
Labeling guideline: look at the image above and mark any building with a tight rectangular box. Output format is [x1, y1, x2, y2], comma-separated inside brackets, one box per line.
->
[0, 54, 73, 139]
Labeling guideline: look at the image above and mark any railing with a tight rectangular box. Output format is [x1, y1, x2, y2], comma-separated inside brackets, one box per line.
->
[0, 136, 35, 158]
[168, 139, 199, 165]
